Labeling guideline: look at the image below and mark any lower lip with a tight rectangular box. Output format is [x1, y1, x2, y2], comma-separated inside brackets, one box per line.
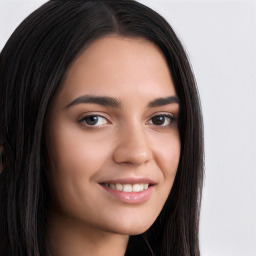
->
[101, 185, 154, 204]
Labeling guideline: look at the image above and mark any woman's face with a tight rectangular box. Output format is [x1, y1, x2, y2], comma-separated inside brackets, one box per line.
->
[46, 36, 180, 236]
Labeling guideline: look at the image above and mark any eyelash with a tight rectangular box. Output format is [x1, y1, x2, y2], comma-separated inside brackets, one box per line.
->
[146, 114, 176, 128]
[78, 115, 109, 127]
[78, 113, 176, 129]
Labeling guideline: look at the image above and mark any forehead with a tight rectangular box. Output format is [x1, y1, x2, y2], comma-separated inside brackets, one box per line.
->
[57, 36, 176, 106]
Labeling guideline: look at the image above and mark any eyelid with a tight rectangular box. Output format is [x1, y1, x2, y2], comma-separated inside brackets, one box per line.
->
[147, 112, 174, 120]
[146, 112, 176, 127]
[78, 112, 111, 128]
[78, 111, 110, 120]
[77, 111, 177, 129]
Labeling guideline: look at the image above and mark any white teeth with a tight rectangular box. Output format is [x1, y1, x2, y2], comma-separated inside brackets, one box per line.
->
[104, 183, 150, 192]
[116, 183, 123, 191]
[133, 184, 143, 192]
[123, 184, 132, 192]
[143, 184, 149, 190]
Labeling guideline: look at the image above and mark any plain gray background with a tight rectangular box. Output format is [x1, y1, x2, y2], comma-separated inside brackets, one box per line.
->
[0, 1, 255, 255]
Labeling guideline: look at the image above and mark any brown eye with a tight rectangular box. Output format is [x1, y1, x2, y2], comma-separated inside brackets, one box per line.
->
[148, 115, 174, 126]
[80, 115, 108, 126]
[151, 116, 166, 125]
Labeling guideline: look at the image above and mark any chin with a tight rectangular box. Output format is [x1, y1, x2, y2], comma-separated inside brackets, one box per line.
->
[105, 215, 156, 236]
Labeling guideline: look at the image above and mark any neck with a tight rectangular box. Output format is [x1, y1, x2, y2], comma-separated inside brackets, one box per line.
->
[45, 211, 129, 256]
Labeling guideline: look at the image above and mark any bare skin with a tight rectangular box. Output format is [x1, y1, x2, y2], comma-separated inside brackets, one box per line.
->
[45, 36, 180, 256]
[46, 211, 128, 256]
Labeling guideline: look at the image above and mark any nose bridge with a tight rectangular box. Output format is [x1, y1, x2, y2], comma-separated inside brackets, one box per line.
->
[113, 120, 152, 166]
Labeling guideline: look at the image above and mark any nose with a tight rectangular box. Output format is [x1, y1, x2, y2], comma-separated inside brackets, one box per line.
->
[113, 124, 153, 166]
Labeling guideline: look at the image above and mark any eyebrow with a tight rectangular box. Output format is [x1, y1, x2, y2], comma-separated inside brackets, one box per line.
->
[65, 95, 180, 109]
[147, 96, 180, 107]
[65, 95, 121, 109]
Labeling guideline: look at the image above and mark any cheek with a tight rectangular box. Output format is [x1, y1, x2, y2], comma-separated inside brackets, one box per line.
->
[45, 128, 115, 227]
[47, 123, 109, 176]
[153, 132, 180, 177]
[45, 122, 111, 207]
[151, 131, 180, 203]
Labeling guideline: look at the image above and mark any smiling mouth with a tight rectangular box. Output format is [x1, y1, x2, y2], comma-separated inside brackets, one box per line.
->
[102, 183, 150, 192]
[100, 183, 154, 204]
[99, 178, 155, 204]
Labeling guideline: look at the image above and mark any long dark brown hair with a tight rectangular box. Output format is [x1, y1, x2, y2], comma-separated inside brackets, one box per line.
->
[0, 1, 204, 255]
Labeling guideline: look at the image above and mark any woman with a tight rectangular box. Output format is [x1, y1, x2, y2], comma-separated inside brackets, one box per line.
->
[0, 0, 204, 255]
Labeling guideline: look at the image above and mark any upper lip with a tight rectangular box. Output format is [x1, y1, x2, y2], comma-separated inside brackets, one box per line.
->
[99, 177, 156, 185]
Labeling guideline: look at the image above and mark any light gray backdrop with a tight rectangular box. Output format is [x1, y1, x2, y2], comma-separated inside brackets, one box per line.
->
[0, 1, 255, 255]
